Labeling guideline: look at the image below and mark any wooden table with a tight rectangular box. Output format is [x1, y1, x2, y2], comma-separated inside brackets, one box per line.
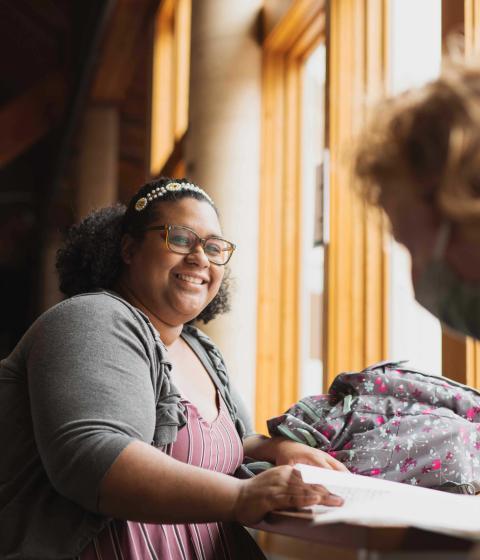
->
[254, 511, 477, 559]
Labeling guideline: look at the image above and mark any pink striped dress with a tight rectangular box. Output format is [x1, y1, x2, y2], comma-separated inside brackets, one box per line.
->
[78, 394, 263, 560]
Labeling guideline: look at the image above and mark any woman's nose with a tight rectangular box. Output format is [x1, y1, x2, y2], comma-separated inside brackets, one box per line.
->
[185, 243, 210, 266]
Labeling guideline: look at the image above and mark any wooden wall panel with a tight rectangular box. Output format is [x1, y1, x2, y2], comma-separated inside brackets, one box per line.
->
[325, 0, 389, 386]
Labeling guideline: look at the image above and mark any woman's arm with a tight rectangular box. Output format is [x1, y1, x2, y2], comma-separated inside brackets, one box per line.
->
[99, 440, 343, 525]
[29, 298, 342, 523]
[243, 434, 348, 471]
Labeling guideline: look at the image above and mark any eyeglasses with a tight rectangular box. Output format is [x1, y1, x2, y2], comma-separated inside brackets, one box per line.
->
[145, 224, 236, 265]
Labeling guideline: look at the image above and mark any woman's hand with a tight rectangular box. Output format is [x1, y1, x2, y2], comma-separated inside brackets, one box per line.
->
[244, 435, 348, 472]
[233, 465, 343, 525]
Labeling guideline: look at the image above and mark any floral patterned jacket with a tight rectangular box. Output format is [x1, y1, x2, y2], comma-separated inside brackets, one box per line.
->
[268, 361, 480, 492]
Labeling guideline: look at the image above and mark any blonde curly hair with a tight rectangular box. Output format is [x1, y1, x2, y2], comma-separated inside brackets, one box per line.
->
[355, 59, 480, 224]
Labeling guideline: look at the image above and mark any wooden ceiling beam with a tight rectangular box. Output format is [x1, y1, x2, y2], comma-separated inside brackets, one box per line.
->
[90, 0, 161, 104]
[0, 71, 67, 168]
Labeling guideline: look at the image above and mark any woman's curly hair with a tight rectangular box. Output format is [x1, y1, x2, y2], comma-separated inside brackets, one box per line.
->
[56, 177, 232, 324]
[355, 58, 480, 223]
[56, 204, 125, 297]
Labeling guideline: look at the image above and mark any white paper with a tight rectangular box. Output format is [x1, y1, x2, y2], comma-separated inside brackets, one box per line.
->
[295, 463, 480, 539]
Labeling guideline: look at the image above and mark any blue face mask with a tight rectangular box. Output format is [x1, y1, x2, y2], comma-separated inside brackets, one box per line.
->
[414, 223, 480, 340]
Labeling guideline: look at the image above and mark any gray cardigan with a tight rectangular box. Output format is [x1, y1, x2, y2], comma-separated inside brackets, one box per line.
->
[0, 291, 253, 559]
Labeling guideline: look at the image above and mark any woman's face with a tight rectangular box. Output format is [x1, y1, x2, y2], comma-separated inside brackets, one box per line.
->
[121, 198, 225, 326]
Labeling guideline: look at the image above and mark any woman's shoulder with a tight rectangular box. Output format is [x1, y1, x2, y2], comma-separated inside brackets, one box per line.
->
[44, 290, 136, 317]
[33, 291, 154, 340]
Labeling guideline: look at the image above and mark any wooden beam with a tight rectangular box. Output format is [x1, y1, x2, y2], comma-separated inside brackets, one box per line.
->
[90, 0, 161, 103]
[263, 0, 295, 39]
[0, 71, 67, 168]
[264, 0, 324, 53]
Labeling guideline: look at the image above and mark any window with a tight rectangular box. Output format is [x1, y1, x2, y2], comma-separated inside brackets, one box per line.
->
[299, 44, 326, 396]
[256, 0, 325, 431]
[150, 0, 191, 176]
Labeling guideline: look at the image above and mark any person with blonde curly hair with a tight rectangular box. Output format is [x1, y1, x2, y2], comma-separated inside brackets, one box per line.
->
[356, 60, 480, 339]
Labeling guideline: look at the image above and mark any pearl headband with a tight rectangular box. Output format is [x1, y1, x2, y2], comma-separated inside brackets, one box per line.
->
[134, 181, 214, 211]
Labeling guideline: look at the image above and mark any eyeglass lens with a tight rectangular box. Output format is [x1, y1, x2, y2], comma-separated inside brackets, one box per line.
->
[168, 226, 232, 264]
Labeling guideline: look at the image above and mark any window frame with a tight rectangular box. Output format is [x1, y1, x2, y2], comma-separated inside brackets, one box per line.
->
[256, 0, 325, 432]
[150, 0, 191, 176]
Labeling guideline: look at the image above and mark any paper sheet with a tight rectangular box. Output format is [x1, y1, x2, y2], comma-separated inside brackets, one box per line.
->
[295, 463, 480, 539]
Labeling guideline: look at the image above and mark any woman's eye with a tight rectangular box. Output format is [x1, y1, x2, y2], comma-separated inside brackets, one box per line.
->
[171, 235, 192, 246]
[205, 242, 222, 255]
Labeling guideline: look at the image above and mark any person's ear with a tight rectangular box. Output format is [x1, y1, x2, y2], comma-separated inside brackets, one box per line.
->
[120, 234, 138, 265]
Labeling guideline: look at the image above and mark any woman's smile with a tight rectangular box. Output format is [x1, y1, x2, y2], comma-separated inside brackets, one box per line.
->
[174, 272, 208, 286]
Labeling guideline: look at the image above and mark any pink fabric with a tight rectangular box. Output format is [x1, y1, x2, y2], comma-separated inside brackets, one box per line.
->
[79, 395, 245, 560]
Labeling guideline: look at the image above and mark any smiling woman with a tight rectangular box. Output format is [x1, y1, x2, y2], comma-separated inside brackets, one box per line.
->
[118, 197, 227, 334]
[0, 176, 346, 560]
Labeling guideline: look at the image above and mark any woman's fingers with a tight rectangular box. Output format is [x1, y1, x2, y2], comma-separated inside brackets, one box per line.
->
[272, 468, 344, 509]
[276, 487, 343, 509]
[321, 492, 344, 506]
[327, 455, 349, 472]
[233, 465, 344, 525]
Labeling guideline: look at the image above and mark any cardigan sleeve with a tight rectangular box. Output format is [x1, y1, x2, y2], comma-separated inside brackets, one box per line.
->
[26, 294, 157, 512]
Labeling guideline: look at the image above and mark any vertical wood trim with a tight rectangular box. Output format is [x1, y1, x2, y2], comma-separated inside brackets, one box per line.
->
[442, 331, 467, 383]
[256, 53, 285, 432]
[465, 0, 480, 52]
[151, 7, 174, 174]
[325, 0, 389, 387]
[327, 0, 354, 380]
[280, 57, 302, 411]
[467, 339, 480, 387]
[174, 0, 191, 139]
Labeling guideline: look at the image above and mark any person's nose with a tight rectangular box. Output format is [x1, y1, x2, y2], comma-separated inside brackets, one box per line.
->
[185, 242, 210, 267]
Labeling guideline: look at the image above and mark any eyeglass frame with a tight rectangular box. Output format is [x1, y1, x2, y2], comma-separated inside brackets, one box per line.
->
[144, 224, 236, 265]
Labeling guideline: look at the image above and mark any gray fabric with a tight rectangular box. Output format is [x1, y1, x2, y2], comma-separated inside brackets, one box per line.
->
[0, 291, 251, 559]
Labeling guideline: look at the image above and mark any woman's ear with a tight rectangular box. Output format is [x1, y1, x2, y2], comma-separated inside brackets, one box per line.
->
[120, 234, 137, 265]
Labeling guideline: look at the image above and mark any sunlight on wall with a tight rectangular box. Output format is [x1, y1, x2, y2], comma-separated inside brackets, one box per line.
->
[388, 0, 442, 373]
